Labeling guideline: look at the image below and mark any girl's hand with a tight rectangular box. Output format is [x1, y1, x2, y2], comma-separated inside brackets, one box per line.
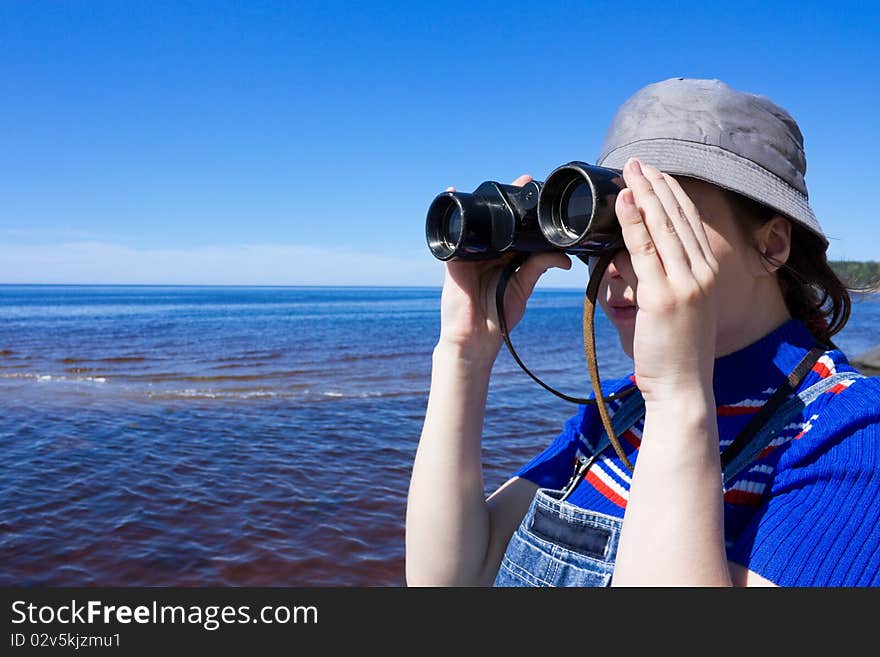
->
[437, 175, 572, 364]
[616, 158, 720, 405]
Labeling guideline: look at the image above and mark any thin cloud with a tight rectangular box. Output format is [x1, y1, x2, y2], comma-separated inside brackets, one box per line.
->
[0, 242, 444, 286]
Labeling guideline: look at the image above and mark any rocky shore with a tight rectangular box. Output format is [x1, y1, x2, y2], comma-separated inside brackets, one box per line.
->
[852, 347, 880, 377]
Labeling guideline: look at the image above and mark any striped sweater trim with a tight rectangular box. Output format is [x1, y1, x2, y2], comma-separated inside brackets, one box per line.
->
[572, 351, 860, 510]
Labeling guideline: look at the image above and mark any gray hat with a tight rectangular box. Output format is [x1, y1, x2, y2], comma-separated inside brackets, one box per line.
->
[597, 77, 827, 247]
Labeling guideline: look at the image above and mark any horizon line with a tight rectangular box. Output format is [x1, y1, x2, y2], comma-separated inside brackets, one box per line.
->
[0, 282, 589, 290]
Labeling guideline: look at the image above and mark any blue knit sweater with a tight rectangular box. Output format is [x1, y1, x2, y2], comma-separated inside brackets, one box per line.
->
[513, 319, 880, 586]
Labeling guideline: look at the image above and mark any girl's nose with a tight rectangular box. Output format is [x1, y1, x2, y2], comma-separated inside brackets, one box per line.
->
[605, 253, 624, 279]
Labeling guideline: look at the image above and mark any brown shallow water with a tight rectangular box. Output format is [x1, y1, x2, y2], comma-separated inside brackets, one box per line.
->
[1, 386, 572, 586]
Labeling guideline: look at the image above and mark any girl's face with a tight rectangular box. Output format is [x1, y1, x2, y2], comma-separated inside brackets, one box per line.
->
[596, 177, 775, 358]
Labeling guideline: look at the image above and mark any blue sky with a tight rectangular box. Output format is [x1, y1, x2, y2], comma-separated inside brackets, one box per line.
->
[1, 1, 878, 286]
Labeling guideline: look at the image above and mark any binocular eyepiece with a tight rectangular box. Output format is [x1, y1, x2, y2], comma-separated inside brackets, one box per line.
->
[426, 162, 625, 261]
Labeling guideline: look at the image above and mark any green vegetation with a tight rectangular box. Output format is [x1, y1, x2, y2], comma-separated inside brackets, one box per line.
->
[829, 261, 880, 290]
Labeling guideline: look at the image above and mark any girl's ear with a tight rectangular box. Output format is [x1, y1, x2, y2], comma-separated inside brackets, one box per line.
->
[754, 215, 792, 274]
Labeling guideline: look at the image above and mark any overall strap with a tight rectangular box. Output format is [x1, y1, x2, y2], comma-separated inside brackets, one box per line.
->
[588, 386, 646, 455]
[719, 346, 824, 472]
[580, 367, 865, 486]
[721, 369, 865, 485]
[559, 388, 644, 501]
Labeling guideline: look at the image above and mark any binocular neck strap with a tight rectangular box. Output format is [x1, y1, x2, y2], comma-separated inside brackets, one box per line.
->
[580, 252, 634, 471]
[495, 252, 635, 471]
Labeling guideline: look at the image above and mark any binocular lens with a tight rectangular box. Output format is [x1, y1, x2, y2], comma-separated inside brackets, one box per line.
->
[537, 163, 622, 251]
[443, 206, 463, 250]
[427, 194, 473, 260]
[560, 180, 593, 239]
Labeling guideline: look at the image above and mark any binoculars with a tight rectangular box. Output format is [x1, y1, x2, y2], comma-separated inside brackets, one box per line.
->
[426, 162, 626, 261]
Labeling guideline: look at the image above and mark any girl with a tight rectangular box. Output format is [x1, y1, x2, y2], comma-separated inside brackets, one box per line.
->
[406, 78, 880, 587]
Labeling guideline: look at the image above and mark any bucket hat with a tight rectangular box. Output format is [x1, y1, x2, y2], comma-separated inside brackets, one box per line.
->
[597, 77, 827, 247]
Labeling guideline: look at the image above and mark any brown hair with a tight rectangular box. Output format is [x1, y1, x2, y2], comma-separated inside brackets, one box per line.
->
[724, 191, 851, 348]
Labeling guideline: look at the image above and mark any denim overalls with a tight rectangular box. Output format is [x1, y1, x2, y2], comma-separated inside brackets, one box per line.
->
[493, 370, 863, 587]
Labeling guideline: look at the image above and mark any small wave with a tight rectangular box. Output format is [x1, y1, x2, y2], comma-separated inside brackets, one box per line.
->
[1, 372, 107, 384]
[215, 351, 284, 362]
[318, 389, 425, 400]
[0, 349, 15, 357]
[60, 356, 146, 364]
[116, 370, 315, 384]
[98, 356, 147, 363]
[242, 350, 284, 359]
[46, 374, 107, 384]
[146, 389, 280, 400]
[335, 350, 427, 363]
[166, 373, 271, 383]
